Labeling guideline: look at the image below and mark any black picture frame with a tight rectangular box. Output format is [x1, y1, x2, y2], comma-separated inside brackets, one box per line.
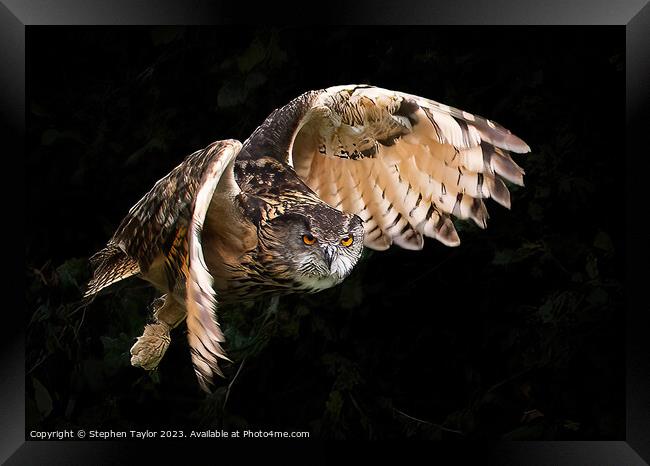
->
[3, 0, 649, 463]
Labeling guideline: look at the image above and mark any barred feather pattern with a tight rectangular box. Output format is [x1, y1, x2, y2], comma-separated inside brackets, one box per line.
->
[86, 139, 242, 392]
[184, 140, 241, 392]
[289, 85, 530, 250]
[84, 242, 140, 297]
[87, 140, 241, 296]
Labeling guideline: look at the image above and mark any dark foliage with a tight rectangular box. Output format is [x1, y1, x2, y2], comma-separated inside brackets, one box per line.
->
[26, 26, 624, 439]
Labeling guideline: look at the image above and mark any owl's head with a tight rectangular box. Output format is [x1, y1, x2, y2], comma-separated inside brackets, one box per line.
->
[261, 203, 364, 292]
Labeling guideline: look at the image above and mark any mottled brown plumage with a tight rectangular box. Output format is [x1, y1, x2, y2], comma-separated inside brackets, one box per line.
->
[86, 85, 530, 391]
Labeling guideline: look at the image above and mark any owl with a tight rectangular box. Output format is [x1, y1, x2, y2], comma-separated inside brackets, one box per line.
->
[85, 85, 530, 391]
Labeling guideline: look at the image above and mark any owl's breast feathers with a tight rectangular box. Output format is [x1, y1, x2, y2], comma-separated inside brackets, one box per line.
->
[206, 154, 329, 299]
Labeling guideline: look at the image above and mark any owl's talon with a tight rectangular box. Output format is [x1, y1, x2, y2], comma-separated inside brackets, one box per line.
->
[130, 322, 172, 371]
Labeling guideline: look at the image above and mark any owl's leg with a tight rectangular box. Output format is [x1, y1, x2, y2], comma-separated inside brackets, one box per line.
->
[130, 294, 187, 371]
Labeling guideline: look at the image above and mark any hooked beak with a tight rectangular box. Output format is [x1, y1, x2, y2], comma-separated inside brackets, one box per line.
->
[323, 245, 336, 269]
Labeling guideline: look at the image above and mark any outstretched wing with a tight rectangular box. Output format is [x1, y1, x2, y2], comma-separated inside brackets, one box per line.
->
[251, 85, 530, 251]
[87, 140, 241, 293]
[86, 139, 242, 391]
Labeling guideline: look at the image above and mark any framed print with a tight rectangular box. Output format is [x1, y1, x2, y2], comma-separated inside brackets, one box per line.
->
[4, 0, 649, 463]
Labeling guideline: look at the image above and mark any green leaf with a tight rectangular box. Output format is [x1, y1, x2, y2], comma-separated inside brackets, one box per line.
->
[237, 39, 266, 73]
[593, 231, 614, 253]
[124, 136, 169, 166]
[586, 254, 599, 279]
[55, 257, 88, 291]
[217, 81, 246, 108]
[539, 299, 555, 323]
[82, 359, 106, 391]
[41, 129, 83, 146]
[244, 72, 267, 91]
[586, 288, 608, 306]
[31, 102, 52, 117]
[527, 202, 544, 222]
[563, 419, 581, 431]
[493, 242, 543, 265]
[32, 377, 53, 418]
[325, 390, 343, 420]
[29, 304, 52, 326]
[101, 333, 132, 373]
[492, 249, 514, 265]
[41, 129, 60, 146]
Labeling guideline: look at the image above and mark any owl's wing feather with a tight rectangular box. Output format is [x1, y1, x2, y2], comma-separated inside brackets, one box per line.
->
[271, 85, 529, 250]
[85, 150, 209, 297]
[86, 139, 242, 391]
[113, 141, 241, 273]
[85, 242, 140, 297]
[87, 140, 240, 293]
[184, 141, 241, 392]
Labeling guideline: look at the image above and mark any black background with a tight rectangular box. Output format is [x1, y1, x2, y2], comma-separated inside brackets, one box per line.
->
[25, 26, 625, 440]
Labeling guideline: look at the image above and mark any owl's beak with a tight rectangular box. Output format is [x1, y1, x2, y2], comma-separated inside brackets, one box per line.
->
[323, 246, 335, 270]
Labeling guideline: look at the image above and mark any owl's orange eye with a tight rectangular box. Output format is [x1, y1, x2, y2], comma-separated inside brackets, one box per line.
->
[340, 235, 353, 247]
[302, 234, 317, 245]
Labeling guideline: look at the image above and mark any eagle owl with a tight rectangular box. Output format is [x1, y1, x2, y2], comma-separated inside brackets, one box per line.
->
[86, 85, 530, 391]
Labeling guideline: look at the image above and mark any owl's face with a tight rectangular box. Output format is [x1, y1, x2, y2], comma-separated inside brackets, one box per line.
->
[263, 205, 364, 292]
